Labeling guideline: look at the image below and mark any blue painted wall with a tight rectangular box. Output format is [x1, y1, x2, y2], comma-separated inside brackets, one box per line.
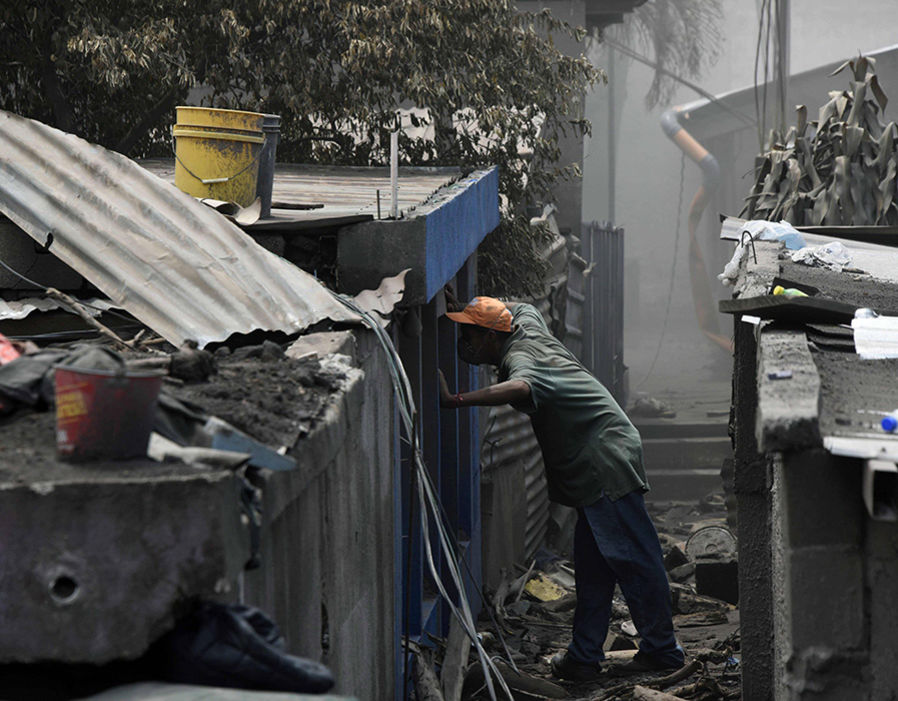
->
[423, 167, 499, 302]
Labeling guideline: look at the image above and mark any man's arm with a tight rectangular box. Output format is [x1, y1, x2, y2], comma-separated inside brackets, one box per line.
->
[438, 370, 530, 409]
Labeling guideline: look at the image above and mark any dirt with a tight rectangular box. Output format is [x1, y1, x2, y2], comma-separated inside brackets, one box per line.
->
[0, 343, 348, 481]
[165, 351, 346, 449]
[0, 409, 207, 483]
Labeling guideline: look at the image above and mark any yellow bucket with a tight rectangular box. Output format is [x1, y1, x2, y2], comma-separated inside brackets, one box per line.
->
[173, 107, 266, 207]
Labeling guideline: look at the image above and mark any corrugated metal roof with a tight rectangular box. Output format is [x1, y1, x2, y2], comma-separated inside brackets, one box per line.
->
[0, 111, 356, 347]
[140, 160, 461, 231]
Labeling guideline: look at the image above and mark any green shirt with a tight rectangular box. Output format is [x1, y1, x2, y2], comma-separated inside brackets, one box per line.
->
[498, 303, 648, 506]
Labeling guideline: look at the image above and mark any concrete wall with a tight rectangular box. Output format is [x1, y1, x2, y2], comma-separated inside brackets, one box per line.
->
[772, 451, 869, 700]
[734, 318, 898, 700]
[243, 330, 397, 700]
[731, 316, 775, 701]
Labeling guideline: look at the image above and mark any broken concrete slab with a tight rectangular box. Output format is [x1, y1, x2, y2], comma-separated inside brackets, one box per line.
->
[286, 331, 356, 363]
[0, 434, 247, 663]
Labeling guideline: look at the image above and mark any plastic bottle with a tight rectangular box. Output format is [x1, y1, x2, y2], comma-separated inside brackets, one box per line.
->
[882, 412, 898, 432]
[772, 285, 808, 297]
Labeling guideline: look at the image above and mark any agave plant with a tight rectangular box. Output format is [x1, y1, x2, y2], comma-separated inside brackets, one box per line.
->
[742, 55, 898, 226]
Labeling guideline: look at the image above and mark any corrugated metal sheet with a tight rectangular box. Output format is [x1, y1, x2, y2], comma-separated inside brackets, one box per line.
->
[483, 402, 546, 559]
[583, 222, 626, 402]
[0, 111, 356, 347]
[141, 160, 460, 230]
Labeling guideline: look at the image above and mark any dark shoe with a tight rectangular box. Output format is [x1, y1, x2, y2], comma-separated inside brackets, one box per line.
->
[550, 651, 603, 682]
[609, 651, 685, 677]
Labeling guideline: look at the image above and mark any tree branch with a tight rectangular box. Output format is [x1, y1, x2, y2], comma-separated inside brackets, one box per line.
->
[40, 62, 74, 133]
[115, 84, 182, 155]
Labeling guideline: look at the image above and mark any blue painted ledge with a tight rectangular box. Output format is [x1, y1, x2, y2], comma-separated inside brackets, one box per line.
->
[336, 167, 499, 305]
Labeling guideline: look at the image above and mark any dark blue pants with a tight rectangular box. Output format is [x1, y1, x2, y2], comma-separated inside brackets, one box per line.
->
[567, 490, 683, 666]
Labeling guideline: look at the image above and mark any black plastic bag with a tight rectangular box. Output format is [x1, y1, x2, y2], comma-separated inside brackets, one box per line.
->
[154, 602, 335, 694]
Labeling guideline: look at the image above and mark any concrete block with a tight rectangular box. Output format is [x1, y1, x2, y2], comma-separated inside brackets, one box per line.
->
[243, 329, 396, 700]
[733, 455, 771, 495]
[337, 219, 427, 302]
[779, 451, 863, 549]
[0, 464, 247, 663]
[247, 232, 286, 257]
[786, 546, 865, 651]
[694, 558, 738, 605]
[736, 490, 774, 701]
[286, 331, 356, 363]
[0, 215, 84, 291]
[756, 329, 821, 453]
[784, 647, 869, 701]
[866, 520, 898, 699]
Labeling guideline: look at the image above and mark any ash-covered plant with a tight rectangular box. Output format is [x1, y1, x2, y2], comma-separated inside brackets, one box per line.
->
[742, 55, 898, 226]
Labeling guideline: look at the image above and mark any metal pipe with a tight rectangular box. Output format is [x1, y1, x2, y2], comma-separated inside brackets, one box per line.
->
[660, 107, 731, 352]
[390, 130, 399, 219]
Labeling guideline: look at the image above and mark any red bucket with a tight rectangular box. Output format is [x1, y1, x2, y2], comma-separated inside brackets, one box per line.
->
[54, 365, 164, 462]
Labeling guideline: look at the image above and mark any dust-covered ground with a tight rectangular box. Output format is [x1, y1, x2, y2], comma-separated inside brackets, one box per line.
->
[435, 491, 741, 701]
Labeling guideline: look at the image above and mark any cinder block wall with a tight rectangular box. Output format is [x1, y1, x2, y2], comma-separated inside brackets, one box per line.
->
[734, 315, 898, 699]
[243, 330, 396, 700]
[773, 451, 869, 699]
[731, 318, 775, 701]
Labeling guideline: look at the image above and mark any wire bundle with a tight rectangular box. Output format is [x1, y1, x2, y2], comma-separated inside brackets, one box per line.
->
[327, 291, 514, 700]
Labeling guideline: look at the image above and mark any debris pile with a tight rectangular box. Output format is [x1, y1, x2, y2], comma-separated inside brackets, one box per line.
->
[417, 493, 740, 701]
[0, 331, 349, 469]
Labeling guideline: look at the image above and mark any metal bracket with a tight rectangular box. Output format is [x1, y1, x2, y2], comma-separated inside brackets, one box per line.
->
[740, 230, 758, 264]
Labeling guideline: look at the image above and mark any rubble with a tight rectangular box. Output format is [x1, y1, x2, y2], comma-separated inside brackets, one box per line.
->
[415, 490, 741, 701]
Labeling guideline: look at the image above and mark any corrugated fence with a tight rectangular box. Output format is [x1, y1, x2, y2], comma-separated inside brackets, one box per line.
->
[481, 220, 625, 571]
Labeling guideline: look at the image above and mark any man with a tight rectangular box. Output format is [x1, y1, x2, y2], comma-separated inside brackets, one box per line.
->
[439, 296, 684, 682]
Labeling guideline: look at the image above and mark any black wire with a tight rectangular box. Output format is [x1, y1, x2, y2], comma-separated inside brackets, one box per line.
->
[637, 151, 686, 389]
[602, 37, 755, 128]
[402, 432, 417, 701]
[0, 257, 138, 325]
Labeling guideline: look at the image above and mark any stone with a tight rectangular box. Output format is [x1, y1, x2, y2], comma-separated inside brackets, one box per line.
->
[669, 562, 696, 583]
[663, 544, 689, 571]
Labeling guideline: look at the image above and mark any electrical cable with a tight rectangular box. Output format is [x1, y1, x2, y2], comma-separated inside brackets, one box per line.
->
[325, 291, 514, 700]
[754, 0, 767, 148]
[600, 37, 755, 128]
[636, 151, 686, 390]
[401, 442, 417, 701]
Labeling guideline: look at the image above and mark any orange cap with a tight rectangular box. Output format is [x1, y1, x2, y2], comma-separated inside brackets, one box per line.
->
[445, 297, 512, 333]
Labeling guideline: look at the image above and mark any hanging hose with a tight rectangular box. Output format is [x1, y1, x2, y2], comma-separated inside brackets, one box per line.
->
[660, 108, 733, 353]
[326, 290, 514, 701]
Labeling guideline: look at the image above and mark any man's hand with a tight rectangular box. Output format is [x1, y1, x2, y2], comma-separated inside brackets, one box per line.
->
[443, 285, 466, 313]
[438, 369, 456, 408]
[439, 370, 531, 409]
